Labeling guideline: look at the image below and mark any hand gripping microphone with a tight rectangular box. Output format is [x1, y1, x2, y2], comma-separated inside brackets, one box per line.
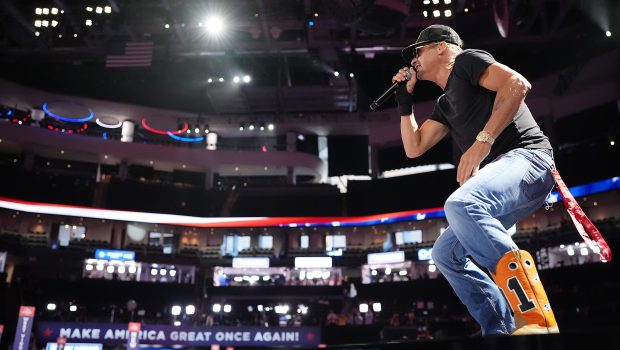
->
[369, 71, 412, 110]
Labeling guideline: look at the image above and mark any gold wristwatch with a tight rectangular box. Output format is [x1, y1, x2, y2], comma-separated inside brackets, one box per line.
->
[476, 130, 495, 145]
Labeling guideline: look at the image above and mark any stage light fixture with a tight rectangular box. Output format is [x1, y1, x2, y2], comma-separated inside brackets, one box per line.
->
[96, 7, 103, 14]
[185, 305, 196, 315]
[233, 76, 240, 83]
[51, 8, 59, 15]
[372, 302, 382, 312]
[171, 305, 181, 316]
[69, 305, 77, 312]
[104, 6, 112, 14]
[205, 16, 225, 36]
[243, 75, 251, 83]
[224, 304, 232, 313]
[47, 303, 57, 311]
[359, 303, 368, 313]
[212, 304, 222, 313]
[606, 31, 612, 37]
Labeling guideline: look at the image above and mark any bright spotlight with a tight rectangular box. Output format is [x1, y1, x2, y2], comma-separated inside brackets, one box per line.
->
[233, 76, 240, 83]
[164, 23, 170, 29]
[85, 19, 92, 26]
[333, 71, 340, 77]
[205, 16, 225, 35]
[359, 303, 368, 313]
[171, 305, 182, 316]
[606, 31, 612, 37]
[207, 78, 213, 83]
[173, 321, 181, 326]
[249, 124, 255, 131]
[104, 6, 112, 14]
[106, 265, 115, 273]
[128, 265, 137, 274]
[372, 302, 382, 312]
[218, 77, 224, 82]
[47, 303, 57, 311]
[274, 305, 289, 314]
[444, 9, 452, 17]
[95, 7, 103, 14]
[150, 268, 158, 276]
[170, 269, 177, 277]
[243, 75, 251, 83]
[428, 264, 437, 272]
[51, 8, 59, 15]
[185, 305, 196, 315]
[43, 8, 49, 15]
[117, 266, 126, 274]
[36, 8, 43, 15]
[160, 268, 167, 276]
[86, 7, 93, 12]
[212, 304, 222, 313]
[35, 20, 42, 27]
[96, 264, 104, 271]
[51, 20, 58, 27]
[433, 10, 440, 17]
[267, 123, 274, 130]
[224, 304, 232, 313]
[69, 305, 77, 312]
[85, 264, 93, 271]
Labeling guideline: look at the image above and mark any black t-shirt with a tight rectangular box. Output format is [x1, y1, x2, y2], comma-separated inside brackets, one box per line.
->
[428, 49, 552, 166]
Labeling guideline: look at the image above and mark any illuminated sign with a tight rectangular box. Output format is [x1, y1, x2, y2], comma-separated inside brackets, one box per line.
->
[367, 251, 405, 265]
[94, 250, 135, 261]
[232, 257, 270, 268]
[294, 257, 332, 268]
[417, 248, 433, 261]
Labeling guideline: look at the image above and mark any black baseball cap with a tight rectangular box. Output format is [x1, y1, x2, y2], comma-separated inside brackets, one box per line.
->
[401, 24, 463, 63]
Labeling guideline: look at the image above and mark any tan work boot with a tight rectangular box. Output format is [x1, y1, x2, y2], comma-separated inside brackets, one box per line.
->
[492, 250, 560, 335]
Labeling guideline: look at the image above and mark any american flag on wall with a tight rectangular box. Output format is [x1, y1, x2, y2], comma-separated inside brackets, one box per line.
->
[105, 42, 154, 68]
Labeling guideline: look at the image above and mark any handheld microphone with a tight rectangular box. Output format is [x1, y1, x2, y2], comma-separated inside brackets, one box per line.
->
[369, 71, 412, 110]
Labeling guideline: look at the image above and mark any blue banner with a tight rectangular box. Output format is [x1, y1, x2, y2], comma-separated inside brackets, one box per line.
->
[36, 322, 320, 347]
[94, 249, 135, 261]
[12, 306, 36, 350]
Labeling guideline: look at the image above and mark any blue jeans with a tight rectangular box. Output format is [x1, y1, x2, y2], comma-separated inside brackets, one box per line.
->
[431, 148, 555, 335]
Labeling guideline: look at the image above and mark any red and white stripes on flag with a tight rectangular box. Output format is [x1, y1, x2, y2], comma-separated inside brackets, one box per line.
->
[105, 42, 154, 68]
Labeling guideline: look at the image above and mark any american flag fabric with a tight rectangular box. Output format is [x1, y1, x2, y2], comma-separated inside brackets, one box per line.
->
[105, 42, 154, 68]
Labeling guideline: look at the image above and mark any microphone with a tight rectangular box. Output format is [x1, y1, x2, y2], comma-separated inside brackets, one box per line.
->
[369, 71, 412, 110]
